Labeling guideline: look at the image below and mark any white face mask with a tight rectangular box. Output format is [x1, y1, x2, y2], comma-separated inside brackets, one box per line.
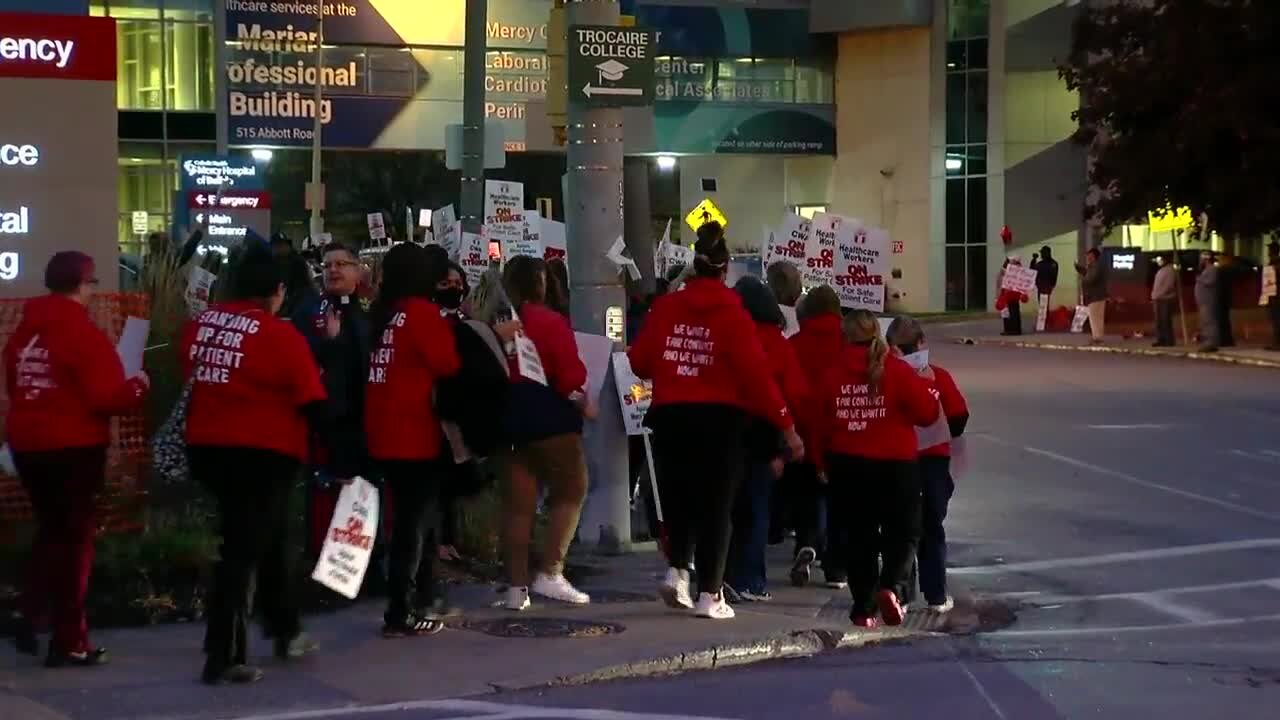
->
[902, 349, 930, 372]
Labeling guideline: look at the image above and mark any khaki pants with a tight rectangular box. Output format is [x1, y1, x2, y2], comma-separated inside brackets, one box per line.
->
[1087, 300, 1107, 340]
[501, 433, 588, 587]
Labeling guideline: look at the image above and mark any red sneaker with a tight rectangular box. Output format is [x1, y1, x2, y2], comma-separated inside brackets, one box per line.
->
[850, 615, 879, 629]
[876, 589, 905, 626]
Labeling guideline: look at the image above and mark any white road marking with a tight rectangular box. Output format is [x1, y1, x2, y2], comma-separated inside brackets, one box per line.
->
[1086, 424, 1170, 430]
[991, 613, 1280, 638]
[974, 436, 1280, 523]
[1129, 593, 1220, 623]
[951, 538, 1280, 575]
[1231, 449, 1280, 465]
[229, 700, 739, 720]
[957, 661, 1009, 720]
[1007, 577, 1280, 606]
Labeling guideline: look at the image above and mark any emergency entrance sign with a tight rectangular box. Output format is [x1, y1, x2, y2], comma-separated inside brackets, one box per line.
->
[685, 198, 727, 233]
[568, 25, 656, 106]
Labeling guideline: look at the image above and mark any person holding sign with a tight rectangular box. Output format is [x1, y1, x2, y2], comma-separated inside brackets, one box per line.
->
[629, 222, 805, 621]
[182, 244, 338, 684]
[996, 257, 1029, 336]
[3, 252, 150, 669]
[498, 256, 594, 611]
[810, 310, 939, 628]
[885, 317, 969, 614]
[364, 244, 461, 638]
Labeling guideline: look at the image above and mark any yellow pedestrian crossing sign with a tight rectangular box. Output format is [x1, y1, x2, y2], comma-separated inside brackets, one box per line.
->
[685, 198, 727, 233]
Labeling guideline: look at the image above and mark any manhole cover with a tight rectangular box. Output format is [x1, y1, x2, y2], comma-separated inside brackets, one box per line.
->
[459, 617, 626, 638]
[584, 589, 652, 604]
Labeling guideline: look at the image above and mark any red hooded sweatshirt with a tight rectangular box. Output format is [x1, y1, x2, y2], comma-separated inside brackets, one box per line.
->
[789, 312, 843, 439]
[920, 364, 968, 457]
[182, 302, 326, 461]
[756, 322, 808, 420]
[365, 297, 461, 461]
[629, 278, 792, 430]
[3, 295, 147, 453]
[811, 344, 940, 466]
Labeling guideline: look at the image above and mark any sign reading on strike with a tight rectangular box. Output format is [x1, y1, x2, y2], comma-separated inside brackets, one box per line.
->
[568, 24, 656, 107]
[834, 221, 890, 312]
[766, 213, 809, 271]
[803, 212, 839, 288]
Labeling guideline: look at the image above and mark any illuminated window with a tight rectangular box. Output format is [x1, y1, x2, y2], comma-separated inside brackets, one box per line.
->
[794, 205, 827, 220]
[117, 20, 165, 110]
[166, 21, 215, 110]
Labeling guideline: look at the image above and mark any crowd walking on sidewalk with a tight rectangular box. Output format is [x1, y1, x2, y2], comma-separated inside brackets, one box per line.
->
[3, 226, 970, 683]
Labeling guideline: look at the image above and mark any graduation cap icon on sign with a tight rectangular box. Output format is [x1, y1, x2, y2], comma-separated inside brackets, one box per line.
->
[596, 59, 629, 82]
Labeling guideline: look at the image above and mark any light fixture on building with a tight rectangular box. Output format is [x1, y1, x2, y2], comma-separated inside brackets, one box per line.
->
[251, 148, 274, 163]
[945, 157, 964, 171]
[657, 155, 677, 171]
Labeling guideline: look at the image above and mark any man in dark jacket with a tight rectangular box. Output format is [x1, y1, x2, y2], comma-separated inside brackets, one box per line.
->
[1030, 246, 1059, 302]
[1075, 248, 1108, 344]
[291, 242, 373, 558]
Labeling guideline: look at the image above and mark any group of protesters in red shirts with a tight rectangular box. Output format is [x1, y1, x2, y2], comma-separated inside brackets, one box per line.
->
[3, 220, 967, 682]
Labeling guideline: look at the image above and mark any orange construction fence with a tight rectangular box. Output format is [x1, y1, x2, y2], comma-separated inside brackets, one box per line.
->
[0, 293, 152, 536]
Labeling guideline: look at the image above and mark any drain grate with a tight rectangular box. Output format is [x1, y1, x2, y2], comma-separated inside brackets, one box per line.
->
[459, 617, 626, 638]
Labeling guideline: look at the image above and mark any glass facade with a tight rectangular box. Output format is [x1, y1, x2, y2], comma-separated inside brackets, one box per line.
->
[943, 0, 990, 311]
[657, 56, 834, 105]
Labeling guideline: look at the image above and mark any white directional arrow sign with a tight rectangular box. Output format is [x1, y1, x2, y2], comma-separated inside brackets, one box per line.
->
[582, 84, 644, 99]
[195, 194, 208, 206]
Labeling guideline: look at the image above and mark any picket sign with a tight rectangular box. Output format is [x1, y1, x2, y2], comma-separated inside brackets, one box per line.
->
[1261, 266, 1277, 305]
[311, 477, 379, 600]
[612, 352, 652, 437]
[1001, 265, 1038, 295]
[1070, 305, 1090, 333]
[186, 266, 216, 314]
[1036, 294, 1049, 331]
[514, 333, 548, 385]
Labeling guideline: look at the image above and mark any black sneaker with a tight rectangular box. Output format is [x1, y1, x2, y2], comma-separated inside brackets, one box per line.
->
[722, 584, 745, 604]
[382, 614, 445, 638]
[790, 547, 816, 587]
[10, 614, 37, 656]
[202, 664, 264, 685]
[45, 647, 108, 668]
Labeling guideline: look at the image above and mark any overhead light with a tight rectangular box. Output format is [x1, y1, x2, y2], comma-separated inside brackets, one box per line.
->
[251, 148, 273, 162]
[657, 155, 677, 171]
[945, 157, 963, 171]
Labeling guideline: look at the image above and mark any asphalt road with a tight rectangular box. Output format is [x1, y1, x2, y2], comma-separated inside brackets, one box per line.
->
[248, 338, 1280, 720]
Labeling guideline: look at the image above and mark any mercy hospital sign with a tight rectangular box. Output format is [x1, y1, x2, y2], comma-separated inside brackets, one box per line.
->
[0, 12, 118, 297]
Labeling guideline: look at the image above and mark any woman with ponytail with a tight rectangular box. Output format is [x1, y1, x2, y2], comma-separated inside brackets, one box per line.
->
[811, 310, 939, 628]
[629, 222, 804, 620]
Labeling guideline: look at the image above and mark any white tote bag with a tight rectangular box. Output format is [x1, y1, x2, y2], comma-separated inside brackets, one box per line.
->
[311, 477, 380, 599]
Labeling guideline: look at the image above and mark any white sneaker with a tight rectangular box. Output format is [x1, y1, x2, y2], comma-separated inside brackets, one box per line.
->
[659, 568, 694, 609]
[532, 573, 590, 605]
[928, 596, 955, 613]
[695, 591, 735, 620]
[504, 586, 531, 611]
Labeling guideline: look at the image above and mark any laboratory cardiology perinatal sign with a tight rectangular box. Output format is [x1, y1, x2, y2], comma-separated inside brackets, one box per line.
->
[0, 13, 119, 298]
[834, 221, 890, 313]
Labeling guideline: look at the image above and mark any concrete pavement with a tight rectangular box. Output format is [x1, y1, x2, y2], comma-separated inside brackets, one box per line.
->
[959, 325, 1280, 368]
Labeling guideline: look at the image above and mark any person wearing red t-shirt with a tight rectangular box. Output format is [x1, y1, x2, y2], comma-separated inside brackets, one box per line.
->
[364, 244, 462, 636]
[182, 243, 336, 685]
[887, 316, 969, 614]
[723, 276, 808, 603]
[812, 310, 939, 628]
[498, 255, 594, 611]
[3, 252, 149, 668]
[629, 223, 805, 620]
[785, 285, 848, 590]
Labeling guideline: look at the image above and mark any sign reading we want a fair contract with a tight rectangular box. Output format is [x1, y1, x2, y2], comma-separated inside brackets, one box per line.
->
[0, 13, 119, 298]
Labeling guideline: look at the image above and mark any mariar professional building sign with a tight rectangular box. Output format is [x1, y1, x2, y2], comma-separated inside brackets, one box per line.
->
[0, 13, 118, 297]
[568, 25, 655, 106]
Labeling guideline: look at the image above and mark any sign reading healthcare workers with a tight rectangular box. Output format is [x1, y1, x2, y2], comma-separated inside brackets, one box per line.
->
[833, 222, 890, 312]
[0, 13, 118, 297]
[568, 25, 656, 107]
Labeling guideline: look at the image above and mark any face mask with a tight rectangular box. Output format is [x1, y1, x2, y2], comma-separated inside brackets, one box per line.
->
[902, 349, 930, 372]
[435, 287, 464, 311]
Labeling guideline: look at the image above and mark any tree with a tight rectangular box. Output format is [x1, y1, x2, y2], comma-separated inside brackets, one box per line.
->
[1059, 0, 1280, 239]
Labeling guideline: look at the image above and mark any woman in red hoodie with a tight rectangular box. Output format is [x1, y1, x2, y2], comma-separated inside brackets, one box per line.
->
[364, 243, 461, 637]
[785, 285, 847, 589]
[812, 309, 939, 627]
[3, 252, 149, 668]
[629, 223, 804, 620]
[887, 316, 969, 614]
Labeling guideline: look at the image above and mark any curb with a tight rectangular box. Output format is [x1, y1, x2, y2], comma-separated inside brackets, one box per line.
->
[959, 337, 1280, 369]
[546, 626, 928, 687]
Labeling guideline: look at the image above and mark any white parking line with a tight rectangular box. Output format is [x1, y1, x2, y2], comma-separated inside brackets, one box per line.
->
[1231, 449, 1280, 465]
[229, 699, 740, 720]
[1005, 577, 1280, 606]
[973, 435, 1280, 523]
[951, 539, 1280, 575]
[1086, 424, 1171, 430]
[1129, 593, 1220, 624]
[991, 613, 1280, 638]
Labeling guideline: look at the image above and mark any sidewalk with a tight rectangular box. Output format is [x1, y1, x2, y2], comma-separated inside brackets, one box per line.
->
[0, 549, 1003, 720]
[960, 330, 1280, 368]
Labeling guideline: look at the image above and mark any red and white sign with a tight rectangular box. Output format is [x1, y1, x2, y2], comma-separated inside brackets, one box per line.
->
[186, 190, 272, 210]
[834, 222, 891, 312]
[0, 14, 117, 82]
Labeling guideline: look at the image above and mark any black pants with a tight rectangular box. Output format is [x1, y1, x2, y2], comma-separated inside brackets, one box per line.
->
[787, 462, 823, 556]
[1269, 299, 1280, 348]
[1154, 299, 1176, 345]
[189, 446, 301, 675]
[917, 455, 955, 605]
[381, 460, 444, 624]
[827, 455, 922, 617]
[1002, 300, 1022, 335]
[651, 405, 747, 596]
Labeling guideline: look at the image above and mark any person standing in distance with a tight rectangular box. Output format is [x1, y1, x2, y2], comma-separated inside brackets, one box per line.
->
[183, 243, 342, 684]
[629, 221, 804, 620]
[1075, 248, 1108, 344]
[4, 252, 150, 668]
[1151, 253, 1178, 347]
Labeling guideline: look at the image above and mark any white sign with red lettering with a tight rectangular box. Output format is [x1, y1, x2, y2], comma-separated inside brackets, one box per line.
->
[457, 230, 489, 287]
[834, 221, 889, 312]
[514, 333, 547, 385]
[803, 213, 839, 288]
[542, 218, 567, 263]
[484, 180, 525, 250]
[311, 477, 379, 600]
[766, 213, 809, 272]
[612, 352, 652, 436]
[1001, 265, 1038, 296]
